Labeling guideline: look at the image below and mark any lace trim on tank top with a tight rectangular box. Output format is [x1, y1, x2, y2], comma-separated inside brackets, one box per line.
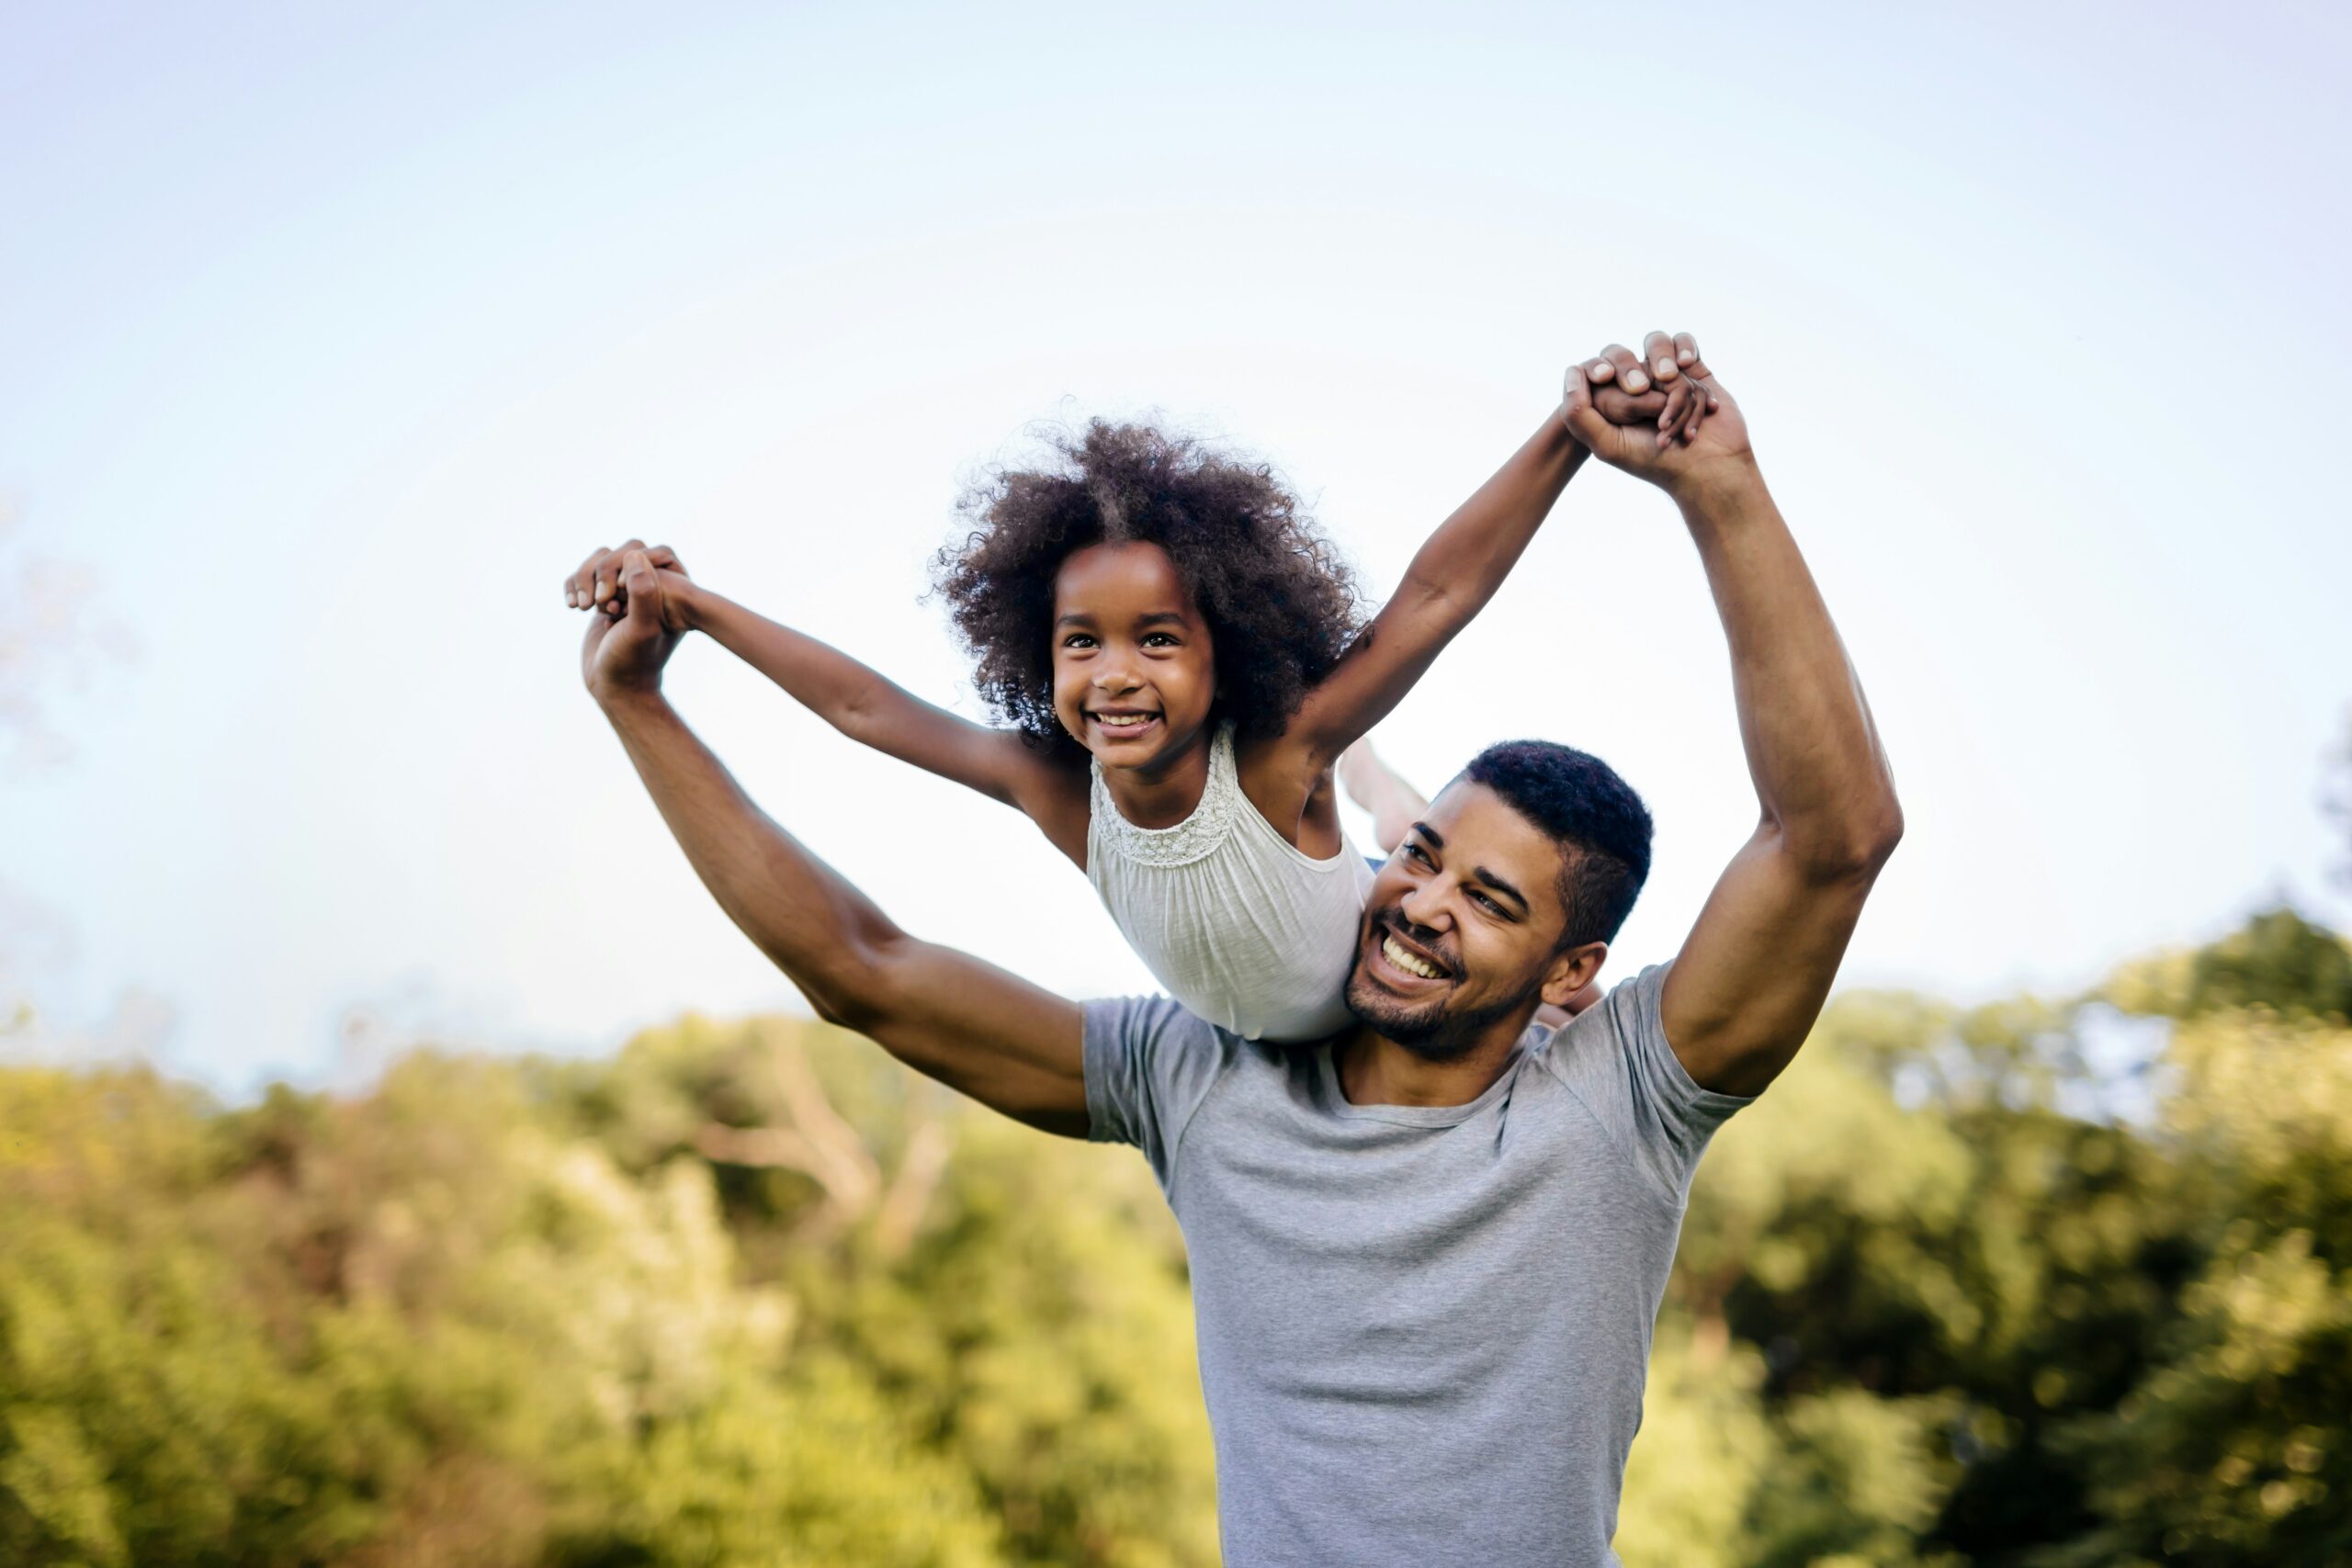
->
[1089, 723, 1240, 869]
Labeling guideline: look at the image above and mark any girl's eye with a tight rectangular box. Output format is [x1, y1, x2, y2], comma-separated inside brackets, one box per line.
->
[1142, 632, 1180, 649]
[1062, 634, 1096, 649]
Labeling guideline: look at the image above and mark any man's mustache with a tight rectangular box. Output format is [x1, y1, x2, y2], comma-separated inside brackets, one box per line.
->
[1373, 909, 1460, 978]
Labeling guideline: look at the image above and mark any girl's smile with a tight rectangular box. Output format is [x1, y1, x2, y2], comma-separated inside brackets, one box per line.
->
[1050, 540, 1218, 777]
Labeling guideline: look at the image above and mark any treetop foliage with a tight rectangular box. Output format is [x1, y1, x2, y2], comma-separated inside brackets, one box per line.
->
[5, 907, 2350, 1563]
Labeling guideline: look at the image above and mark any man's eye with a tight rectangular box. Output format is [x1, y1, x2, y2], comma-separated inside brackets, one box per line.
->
[1470, 891, 1504, 916]
[1403, 842, 1432, 866]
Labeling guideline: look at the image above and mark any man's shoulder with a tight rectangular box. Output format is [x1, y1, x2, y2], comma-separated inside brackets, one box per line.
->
[1083, 994, 1286, 1176]
[1083, 993, 1227, 1054]
[1527, 964, 1671, 1082]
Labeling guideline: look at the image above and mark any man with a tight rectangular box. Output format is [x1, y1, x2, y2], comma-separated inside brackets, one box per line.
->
[571, 332, 1902, 1565]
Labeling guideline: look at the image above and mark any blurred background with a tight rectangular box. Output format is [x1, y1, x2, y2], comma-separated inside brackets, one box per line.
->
[5, 2, 2348, 1562]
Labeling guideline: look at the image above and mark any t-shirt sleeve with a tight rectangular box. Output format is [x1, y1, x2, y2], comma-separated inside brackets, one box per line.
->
[1545, 961, 1753, 1204]
[1083, 995, 1236, 1190]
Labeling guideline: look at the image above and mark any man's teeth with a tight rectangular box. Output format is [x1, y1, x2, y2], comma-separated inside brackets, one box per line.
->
[1382, 934, 1443, 980]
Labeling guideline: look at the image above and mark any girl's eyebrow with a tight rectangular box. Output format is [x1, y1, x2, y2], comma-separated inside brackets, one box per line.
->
[1057, 609, 1189, 629]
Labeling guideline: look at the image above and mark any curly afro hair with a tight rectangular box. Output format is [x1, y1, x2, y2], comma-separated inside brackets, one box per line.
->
[931, 420, 1365, 749]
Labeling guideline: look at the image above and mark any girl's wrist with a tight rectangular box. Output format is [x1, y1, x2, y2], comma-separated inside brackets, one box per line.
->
[673, 578, 718, 634]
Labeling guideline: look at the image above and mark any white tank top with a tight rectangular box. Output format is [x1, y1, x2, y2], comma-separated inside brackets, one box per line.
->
[1086, 724, 1374, 1042]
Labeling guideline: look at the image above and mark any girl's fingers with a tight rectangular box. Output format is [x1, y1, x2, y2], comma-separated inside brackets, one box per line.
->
[569, 548, 603, 607]
[1679, 382, 1708, 443]
[1585, 355, 1618, 386]
[1563, 361, 1593, 412]
[574, 547, 611, 608]
[1561, 364, 1610, 446]
[1678, 366, 1710, 441]
[1655, 380, 1690, 447]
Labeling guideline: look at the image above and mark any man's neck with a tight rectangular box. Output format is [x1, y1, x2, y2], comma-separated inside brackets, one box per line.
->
[1333, 1011, 1537, 1109]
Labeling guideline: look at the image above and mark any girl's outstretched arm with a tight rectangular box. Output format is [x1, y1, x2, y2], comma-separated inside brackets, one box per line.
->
[565, 544, 1089, 863]
[1277, 342, 1701, 773]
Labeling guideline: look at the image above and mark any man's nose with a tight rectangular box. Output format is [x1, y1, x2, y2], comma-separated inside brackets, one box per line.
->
[1396, 881, 1453, 935]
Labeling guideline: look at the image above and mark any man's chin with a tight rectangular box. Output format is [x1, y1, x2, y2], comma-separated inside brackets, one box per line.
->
[1344, 970, 1543, 1063]
[1344, 976, 1473, 1059]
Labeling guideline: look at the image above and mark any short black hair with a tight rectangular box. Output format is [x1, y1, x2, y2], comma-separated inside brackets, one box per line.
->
[1460, 739, 1653, 947]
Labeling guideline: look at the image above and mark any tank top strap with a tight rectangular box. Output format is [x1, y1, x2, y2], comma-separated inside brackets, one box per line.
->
[1089, 722, 1240, 868]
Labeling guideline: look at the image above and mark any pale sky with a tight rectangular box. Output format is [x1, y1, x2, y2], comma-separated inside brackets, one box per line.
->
[6, 2, 2348, 1092]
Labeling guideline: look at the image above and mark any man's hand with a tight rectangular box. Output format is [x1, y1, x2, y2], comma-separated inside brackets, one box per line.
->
[565, 540, 692, 626]
[1584, 371, 1677, 442]
[1564, 331, 1754, 499]
[571, 542, 687, 702]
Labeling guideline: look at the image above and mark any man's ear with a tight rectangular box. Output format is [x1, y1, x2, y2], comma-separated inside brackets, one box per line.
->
[1540, 941, 1609, 1009]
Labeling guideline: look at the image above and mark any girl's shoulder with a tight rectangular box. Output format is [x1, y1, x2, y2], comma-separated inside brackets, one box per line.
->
[1004, 745, 1093, 868]
[1230, 727, 1342, 859]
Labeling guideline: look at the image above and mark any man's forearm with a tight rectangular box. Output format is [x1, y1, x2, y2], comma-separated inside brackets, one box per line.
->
[594, 685, 1091, 1130]
[1679, 461, 1902, 874]
[599, 690, 899, 1016]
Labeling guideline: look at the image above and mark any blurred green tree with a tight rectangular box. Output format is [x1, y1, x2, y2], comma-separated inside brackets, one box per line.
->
[7, 909, 2352, 1564]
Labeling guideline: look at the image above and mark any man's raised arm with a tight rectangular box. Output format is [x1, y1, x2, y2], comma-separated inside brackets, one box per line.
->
[581, 548, 1090, 1134]
[1563, 334, 1903, 1097]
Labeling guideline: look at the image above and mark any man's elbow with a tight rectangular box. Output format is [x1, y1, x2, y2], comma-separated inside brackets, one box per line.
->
[1790, 793, 1904, 885]
[776, 931, 905, 1035]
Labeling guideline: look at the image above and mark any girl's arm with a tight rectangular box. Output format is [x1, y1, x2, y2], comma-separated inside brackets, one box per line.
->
[605, 562, 1090, 861]
[1276, 345, 1698, 774]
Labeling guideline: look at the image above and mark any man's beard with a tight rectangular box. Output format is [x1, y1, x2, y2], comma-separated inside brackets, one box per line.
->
[1344, 949, 1543, 1062]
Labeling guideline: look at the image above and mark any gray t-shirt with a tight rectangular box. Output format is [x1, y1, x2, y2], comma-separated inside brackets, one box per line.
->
[1085, 962, 1749, 1568]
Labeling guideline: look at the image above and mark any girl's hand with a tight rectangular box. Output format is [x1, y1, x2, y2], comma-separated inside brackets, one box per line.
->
[563, 541, 695, 631]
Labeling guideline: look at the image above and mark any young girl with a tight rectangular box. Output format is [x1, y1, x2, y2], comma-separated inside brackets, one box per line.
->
[565, 342, 1708, 1039]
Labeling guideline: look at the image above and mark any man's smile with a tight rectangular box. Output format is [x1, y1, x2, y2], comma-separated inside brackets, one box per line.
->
[1365, 916, 1455, 989]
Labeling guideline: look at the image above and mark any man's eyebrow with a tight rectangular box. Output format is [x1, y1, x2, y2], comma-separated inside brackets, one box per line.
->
[1470, 865, 1530, 915]
[1408, 821, 1444, 850]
